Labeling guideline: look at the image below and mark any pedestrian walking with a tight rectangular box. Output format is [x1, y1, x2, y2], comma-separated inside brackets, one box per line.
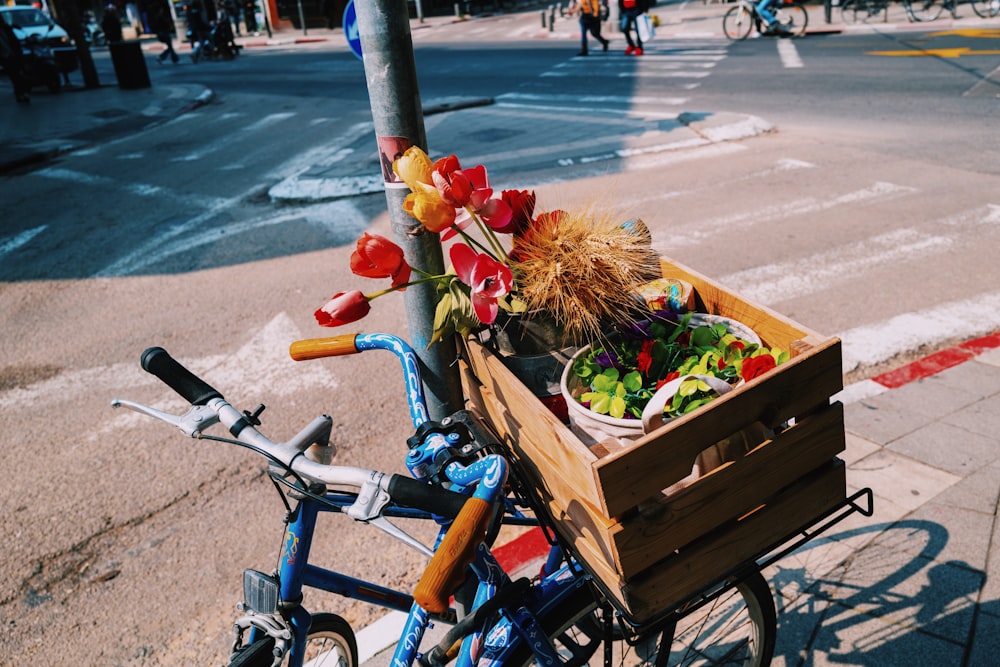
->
[223, 0, 241, 36]
[242, 0, 258, 34]
[0, 14, 30, 104]
[569, 0, 609, 57]
[101, 4, 124, 43]
[619, 0, 647, 56]
[151, 4, 179, 64]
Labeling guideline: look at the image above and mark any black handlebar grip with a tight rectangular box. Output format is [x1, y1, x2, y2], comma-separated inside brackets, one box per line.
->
[140, 347, 223, 406]
[388, 474, 468, 519]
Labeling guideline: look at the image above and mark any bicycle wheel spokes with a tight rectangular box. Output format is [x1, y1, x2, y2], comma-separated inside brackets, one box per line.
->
[907, 0, 944, 20]
[775, 4, 808, 38]
[670, 588, 762, 665]
[723, 6, 756, 41]
[971, 0, 1000, 17]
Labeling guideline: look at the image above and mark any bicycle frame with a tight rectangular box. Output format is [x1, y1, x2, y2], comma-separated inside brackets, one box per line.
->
[228, 333, 591, 667]
[238, 478, 590, 667]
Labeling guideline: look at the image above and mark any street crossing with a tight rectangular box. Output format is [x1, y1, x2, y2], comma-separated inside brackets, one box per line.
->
[3, 30, 997, 382]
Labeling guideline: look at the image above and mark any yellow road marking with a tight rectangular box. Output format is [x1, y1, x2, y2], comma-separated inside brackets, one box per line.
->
[867, 47, 1000, 58]
[923, 29, 1000, 39]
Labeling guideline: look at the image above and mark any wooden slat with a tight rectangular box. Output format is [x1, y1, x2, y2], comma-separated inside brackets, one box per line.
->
[581, 460, 847, 624]
[459, 357, 608, 516]
[593, 337, 842, 517]
[609, 403, 845, 577]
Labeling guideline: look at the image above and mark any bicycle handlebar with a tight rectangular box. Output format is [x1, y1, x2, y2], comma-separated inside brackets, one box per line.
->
[118, 336, 505, 612]
[289, 335, 360, 360]
[141, 346, 222, 405]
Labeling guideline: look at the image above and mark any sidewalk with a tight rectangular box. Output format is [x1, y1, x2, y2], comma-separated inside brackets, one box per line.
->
[358, 335, 1000, 665]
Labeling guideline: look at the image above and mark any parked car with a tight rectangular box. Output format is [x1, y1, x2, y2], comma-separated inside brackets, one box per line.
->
[0, 5, 71, 49]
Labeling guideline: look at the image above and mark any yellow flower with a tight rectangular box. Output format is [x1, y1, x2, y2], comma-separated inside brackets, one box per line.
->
[403, 183, 456, 233]
[393, 146, 434, 192]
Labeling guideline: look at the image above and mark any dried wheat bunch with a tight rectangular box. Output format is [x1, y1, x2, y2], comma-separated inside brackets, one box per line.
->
[511, 208, 661, 345]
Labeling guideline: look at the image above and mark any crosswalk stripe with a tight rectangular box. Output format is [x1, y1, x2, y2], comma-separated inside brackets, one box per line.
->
[659, 182, 919, 249]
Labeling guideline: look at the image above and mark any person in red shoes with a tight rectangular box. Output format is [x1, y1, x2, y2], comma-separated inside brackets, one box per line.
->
[619, 0, 647, 56]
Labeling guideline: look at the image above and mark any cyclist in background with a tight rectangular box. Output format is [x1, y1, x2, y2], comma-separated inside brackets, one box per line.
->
[752, 0, 792, 34]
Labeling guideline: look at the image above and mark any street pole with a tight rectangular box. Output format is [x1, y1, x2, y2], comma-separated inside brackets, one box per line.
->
[354, 0, 464, 421]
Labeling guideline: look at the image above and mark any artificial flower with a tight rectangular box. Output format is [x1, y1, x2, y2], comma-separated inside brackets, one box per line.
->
[492, 190, 536, 235]
[403, 182, 456, 233]
[315, 291, 371, 327]
[741, 354, 778, 381]
[316, 148, 661, 347]
[451, 243, 513, 324]
[350, 233, 411, 288]
[570, 315, 788, 420]
[394, 146, 434, 191]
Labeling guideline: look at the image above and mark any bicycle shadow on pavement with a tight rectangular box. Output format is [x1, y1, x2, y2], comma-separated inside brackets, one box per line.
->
[765, 518, 997, 665]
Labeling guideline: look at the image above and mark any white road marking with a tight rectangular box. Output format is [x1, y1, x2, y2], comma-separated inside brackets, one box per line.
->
[172, 112, 295, 162]
[839, 290, 1000, 373]
[94, 200, 367, 277]
[35, 167, 226, 209]
[0, 225, 46, 257]
[658, 181, 918, 249]
[721, 227, 953, 304]
[777, 40, 803, 69]
[496, 92, 690, 106]
[2, 313, 332, 413]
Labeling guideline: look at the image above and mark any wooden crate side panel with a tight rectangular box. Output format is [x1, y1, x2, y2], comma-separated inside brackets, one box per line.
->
[611, 403, 845, 577]
[658, 257, 819, 349]
[459, 351, 607, 515]
[595, 337, 843, 517]
[619, 460, 847, 622]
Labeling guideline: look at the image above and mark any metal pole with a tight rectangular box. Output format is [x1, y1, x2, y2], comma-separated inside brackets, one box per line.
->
[296, 0, 307, 35]
[355, 0, 464, 421]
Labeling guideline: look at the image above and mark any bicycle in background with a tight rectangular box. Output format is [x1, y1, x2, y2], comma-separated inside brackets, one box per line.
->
[847, 0, 1000, 22]
[114, 332, 869, 666]
[723, 0, 809, 41]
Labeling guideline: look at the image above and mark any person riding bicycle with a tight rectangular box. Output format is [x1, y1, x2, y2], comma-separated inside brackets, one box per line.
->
[752, 0, 793, 34]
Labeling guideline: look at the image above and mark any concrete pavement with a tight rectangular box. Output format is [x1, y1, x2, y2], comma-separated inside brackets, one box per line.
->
[4, 4, 1000, 664]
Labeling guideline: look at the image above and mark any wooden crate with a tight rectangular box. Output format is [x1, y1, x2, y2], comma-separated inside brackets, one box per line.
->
[460, 257, 847, 623]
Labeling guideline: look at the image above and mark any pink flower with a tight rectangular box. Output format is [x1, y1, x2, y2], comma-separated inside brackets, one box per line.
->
[314, 291, 371, 327]
[450, 244, 513, 325]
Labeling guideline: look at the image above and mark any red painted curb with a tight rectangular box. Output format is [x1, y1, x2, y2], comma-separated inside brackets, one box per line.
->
[493, 527, 548, 573]
[870, 332, 1000, 389]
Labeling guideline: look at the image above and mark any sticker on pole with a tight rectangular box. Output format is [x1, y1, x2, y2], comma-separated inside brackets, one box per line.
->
[344, 0, 362, 61]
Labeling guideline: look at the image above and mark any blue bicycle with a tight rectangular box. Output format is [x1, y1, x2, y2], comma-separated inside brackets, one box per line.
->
[114, 332, 866, 667]
[723, 0, 809, 40]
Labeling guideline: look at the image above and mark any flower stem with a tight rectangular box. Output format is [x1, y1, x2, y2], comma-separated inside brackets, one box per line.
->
[365, 275, 447, 300]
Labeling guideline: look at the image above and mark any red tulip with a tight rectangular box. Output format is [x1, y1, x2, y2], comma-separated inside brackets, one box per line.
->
[315, 291, 371, 327]
[450, 244, 513, 325]
[350, 233, 412, 288]
[492, 190, 536, 235]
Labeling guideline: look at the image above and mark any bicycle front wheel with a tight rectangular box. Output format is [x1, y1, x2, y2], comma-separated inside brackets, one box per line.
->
[904, 0, 944, 21]
[774, 3, 809, 37]
[505, 571, 777, 666]
[723, 6, 756, 41]
[972, 0, 1000, 17]
[841, 0, 885, 23]
[227, 613, 358, 667]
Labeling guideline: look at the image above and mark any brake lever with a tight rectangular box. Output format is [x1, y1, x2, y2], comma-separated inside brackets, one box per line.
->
[111, 398, 220, 437]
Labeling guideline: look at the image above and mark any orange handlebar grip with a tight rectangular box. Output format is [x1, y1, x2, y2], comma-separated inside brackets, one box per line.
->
[289, 336, 359, 361]
[414, 497, 492, 614]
